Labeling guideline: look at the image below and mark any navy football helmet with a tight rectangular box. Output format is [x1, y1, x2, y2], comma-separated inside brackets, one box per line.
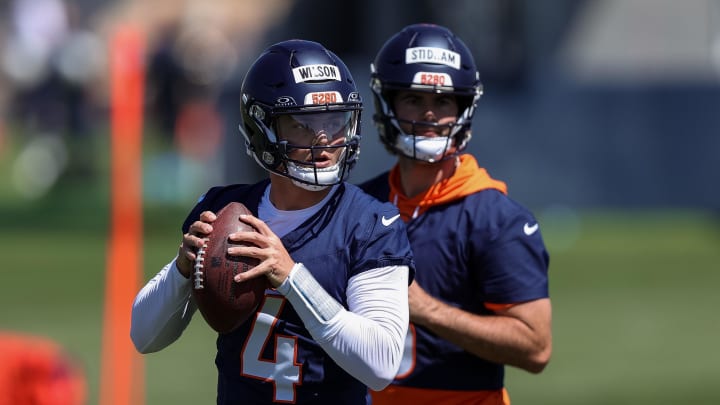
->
[240, 40, 362, 190]
[371, 24, 482, 162]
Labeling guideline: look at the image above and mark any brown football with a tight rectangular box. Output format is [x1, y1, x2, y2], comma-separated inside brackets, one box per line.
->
[191, 202, 267, 334]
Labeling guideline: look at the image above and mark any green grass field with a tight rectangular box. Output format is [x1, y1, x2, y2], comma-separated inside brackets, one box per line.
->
[2, 139, 720, 404]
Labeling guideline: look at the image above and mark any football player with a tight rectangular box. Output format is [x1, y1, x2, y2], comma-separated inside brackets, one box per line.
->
[131, 39, 415, 404]
[360, 24, 552, 405]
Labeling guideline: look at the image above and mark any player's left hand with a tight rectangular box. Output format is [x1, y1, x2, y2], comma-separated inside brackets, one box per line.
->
[228, 214, 295, 288]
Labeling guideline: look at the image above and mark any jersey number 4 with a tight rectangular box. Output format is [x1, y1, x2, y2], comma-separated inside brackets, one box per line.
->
[240, 296, 302, 402]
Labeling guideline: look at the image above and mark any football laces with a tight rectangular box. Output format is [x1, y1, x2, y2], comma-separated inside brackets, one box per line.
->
[193, 242, 208, 289]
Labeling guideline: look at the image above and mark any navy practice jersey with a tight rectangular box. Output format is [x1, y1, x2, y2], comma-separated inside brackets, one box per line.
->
[360, 173, 549, 391]
[181, 180, 415, 404]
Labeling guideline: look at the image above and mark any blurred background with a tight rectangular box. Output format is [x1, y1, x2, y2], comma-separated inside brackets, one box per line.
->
[1, 0, 719, 404]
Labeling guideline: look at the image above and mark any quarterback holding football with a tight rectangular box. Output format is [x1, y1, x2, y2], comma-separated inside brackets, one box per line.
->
[131, 39, 415, 405]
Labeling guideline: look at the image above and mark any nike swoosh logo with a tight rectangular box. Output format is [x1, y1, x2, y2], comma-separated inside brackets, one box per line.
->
[523, 222, 539, 236]
[382, 214, 401, 226]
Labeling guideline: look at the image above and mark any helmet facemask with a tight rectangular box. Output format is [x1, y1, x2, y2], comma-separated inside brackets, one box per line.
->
[275, 110, 360, 190]
[372, 78, 479, 163]
[393, 124, 458, 163]
[241, 106, 360, 190]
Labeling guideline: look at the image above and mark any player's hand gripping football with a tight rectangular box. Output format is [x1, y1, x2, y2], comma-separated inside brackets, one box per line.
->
[228, 214, 295, 288]
[176, 210, 217, 278]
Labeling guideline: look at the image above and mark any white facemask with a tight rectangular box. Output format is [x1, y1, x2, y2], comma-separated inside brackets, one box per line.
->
[286, 161, 343, 191]
[394, 134, 452, 163]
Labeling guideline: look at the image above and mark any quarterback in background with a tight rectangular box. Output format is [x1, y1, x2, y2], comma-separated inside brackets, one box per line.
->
[360, 24, 552, 404]
[131, 39, 414, 404]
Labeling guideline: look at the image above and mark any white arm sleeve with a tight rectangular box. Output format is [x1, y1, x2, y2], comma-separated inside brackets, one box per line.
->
[276, 263, 409, 391]
[130, 257, 197, 353]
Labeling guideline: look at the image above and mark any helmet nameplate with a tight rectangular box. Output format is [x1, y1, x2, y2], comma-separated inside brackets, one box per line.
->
[405, 47, 461, 70]
[292, 64, 341, 83]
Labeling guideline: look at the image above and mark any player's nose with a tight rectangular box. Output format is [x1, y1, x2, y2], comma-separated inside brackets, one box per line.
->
[311, 132, 328, 145]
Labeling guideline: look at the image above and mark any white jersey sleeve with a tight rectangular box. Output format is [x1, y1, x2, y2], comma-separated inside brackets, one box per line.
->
[276, 263, 409, 391]
[130, 257, 197, 353]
